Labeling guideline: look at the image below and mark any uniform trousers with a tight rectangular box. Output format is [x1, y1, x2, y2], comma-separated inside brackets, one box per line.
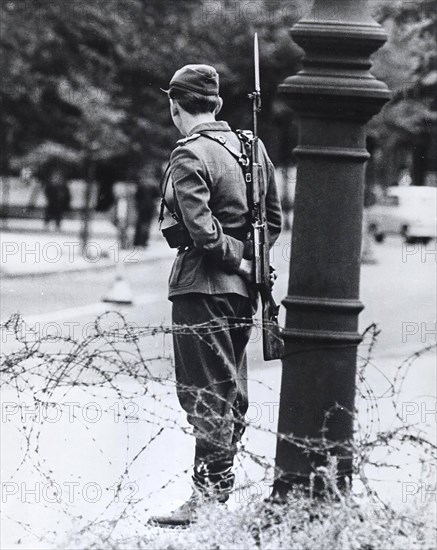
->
[172, 293, 253, 462]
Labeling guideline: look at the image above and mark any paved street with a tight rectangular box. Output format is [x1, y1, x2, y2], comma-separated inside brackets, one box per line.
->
[1, 239, 172, 322]
[1, 232, 435, 358]
[1, 231, 436, 549]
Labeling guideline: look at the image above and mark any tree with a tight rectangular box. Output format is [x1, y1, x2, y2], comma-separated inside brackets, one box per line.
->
[1, 0, 302, 188]
[368, 0, 437, 187]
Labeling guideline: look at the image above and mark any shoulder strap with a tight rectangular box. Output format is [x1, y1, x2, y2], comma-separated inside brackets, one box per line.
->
[200, 132, 255, 214]
[176, 133, 202, 146]
[158, 161, 179, 227]
[199, 133, 250, 171]
[158, 131, 255, 227]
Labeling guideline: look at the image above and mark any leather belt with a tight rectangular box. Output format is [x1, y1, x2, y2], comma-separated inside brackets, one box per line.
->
[178, 226, 250, 253]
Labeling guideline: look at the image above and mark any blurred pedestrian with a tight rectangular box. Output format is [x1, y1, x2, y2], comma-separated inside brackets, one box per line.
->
[112, 182, 131, 249]
[361, 182, 378, 264]
[133, 168, 160, 247]
[43, 167, 71, 229]
[21, 167, 40, 212]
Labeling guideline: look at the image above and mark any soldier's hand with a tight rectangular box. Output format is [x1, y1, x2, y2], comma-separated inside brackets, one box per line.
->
[269, 265, 278, 288]
[237, 258, 253, 282]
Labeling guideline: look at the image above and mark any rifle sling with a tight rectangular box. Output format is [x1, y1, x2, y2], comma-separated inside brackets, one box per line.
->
[198, 132, 255, 221]
[159, 132, 254, 227]
[198, 133, 250, 169]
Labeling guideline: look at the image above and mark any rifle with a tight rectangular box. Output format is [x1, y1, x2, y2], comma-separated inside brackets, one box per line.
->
[247, 33, 284, 361]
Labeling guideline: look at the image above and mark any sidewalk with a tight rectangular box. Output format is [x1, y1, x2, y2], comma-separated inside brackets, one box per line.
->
[0, 217, 172, 278]
[1, 214, 118, 238]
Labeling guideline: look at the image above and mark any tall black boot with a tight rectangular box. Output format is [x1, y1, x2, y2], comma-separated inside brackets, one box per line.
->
[192, 446, 236, 503]
[148, 489, 206, 527]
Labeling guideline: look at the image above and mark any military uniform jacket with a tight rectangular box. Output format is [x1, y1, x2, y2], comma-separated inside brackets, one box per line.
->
[167, 120, 282, 300]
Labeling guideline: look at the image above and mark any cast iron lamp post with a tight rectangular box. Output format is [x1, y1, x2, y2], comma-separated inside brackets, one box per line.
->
[274, 0, 391, 495]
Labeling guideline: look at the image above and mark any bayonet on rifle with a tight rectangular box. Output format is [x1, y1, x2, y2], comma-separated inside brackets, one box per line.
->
[248, 33, 284, 361]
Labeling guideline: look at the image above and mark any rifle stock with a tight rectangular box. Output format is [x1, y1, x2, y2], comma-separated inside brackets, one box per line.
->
[261, 289, 284, 361]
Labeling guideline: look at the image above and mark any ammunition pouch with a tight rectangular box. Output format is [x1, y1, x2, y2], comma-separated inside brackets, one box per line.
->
[161, 221, 193, 249]
[158, 161, 193, 249]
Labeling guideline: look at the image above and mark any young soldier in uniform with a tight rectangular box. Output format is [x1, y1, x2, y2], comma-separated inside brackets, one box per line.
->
[152, 64, 282, 526]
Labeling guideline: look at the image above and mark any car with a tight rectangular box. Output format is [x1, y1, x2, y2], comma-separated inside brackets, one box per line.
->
[367, 186, 437, 244]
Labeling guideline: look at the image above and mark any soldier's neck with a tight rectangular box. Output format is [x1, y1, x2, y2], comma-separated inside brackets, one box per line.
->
[180, 113, 216, 136]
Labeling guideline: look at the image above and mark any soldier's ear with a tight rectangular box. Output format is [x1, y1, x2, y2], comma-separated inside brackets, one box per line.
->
[214, 97, 223, 116]
[170, 98, 179, 118]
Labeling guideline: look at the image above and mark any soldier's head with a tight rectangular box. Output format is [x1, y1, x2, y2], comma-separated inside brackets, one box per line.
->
[164, 64, 223, 134]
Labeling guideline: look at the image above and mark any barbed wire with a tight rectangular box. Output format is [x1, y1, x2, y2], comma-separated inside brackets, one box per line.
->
[1, 312, 435, 548]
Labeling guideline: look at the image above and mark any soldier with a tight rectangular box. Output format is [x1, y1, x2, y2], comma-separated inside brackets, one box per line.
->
[43, 166, 71, 230]
[152, 64, 282, 526]
[133, 167, 160, 248]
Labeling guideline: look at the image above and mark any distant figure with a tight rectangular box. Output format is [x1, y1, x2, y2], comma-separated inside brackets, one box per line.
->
[22, 167, 40, 212]
[43, 167, 71, 229]
[20, 167, 32, 185]
[112, 182, 131, 250]
[133, 169, 160, 247]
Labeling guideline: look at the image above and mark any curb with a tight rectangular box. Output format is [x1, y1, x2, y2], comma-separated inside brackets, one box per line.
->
[0, 250, 175, 279]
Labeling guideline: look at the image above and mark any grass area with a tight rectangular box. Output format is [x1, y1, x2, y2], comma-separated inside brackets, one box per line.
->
[81, 487, 435, 550]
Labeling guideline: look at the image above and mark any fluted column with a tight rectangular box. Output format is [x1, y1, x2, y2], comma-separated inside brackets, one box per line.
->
[274, 0, 390, 495]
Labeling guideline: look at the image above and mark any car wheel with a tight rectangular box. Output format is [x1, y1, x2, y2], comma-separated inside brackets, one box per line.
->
[368, 224, 384, 243]
[375, 233, 385, 243]
[405, 236, 417, 244]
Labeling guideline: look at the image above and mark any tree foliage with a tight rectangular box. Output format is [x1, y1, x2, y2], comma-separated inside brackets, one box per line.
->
[1, 0, 302, 181]
[369, 0, 437, 185]
[3, 0, 433, 188]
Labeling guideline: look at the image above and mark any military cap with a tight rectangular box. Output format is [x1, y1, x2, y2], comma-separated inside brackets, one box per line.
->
[162, 64, 219, 96]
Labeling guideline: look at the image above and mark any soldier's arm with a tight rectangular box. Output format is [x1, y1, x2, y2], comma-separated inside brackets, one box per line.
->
[170, 146, 245, 270]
